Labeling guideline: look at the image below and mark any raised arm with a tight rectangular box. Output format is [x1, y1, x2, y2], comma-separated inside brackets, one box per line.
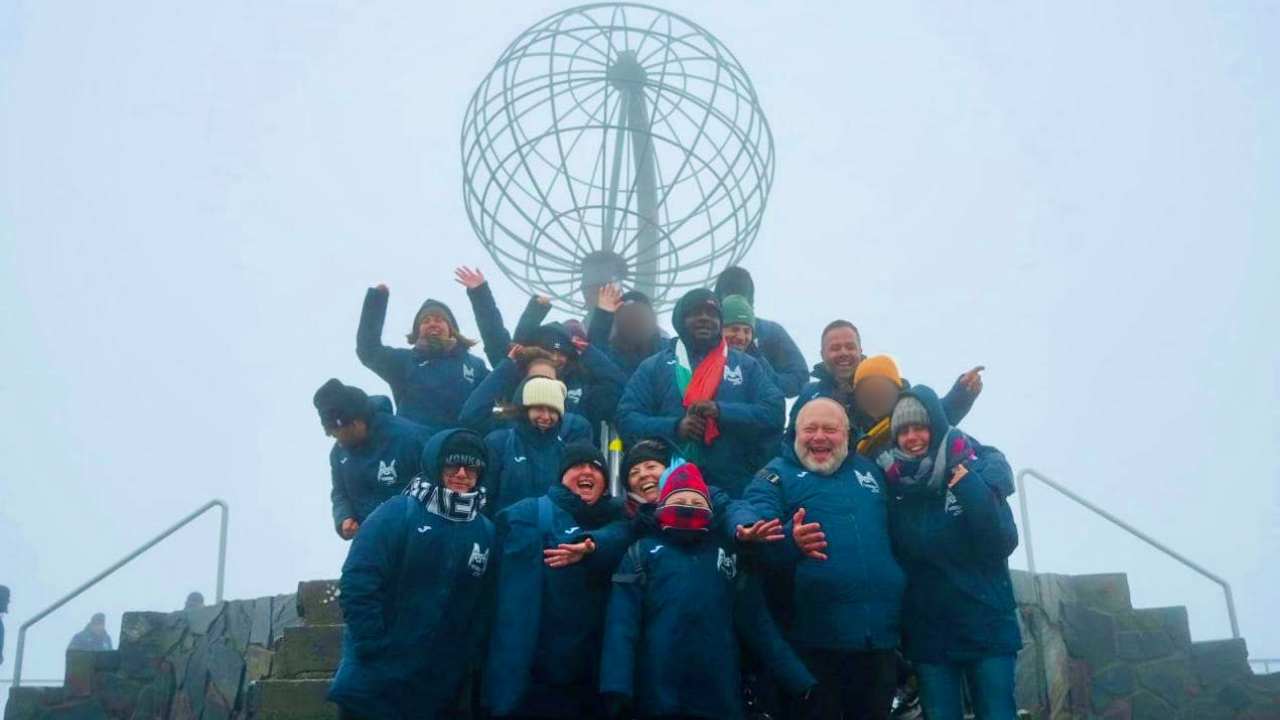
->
[355, 285, 401, 382]
[458, 358, 522, 434]
[513, 296, 552, 344]
[457, 267, 514, 368]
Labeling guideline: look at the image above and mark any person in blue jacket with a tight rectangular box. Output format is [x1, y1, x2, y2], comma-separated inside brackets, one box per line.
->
[713, 266, 808, 398]
[790, 320, 985, 436]
[481, 376, 580, 513]
[731, 398, 906, 720]
[458, 343, 592, 443]
[328, 429, 495, 720]
[314, 379, 429, 540]
[356, 284, 489, 430]
[877, 386, 1021, 720]
[485, 444, 633, 719]
[587, 285, 665, 379]
[599, 462, 816, 720]
[617, 288, 784, 497]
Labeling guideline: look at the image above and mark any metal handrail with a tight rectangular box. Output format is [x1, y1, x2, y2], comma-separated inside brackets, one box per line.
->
[10, 499, 229, 687]
[1250, 658, 1280, 674]
[1017, 469, 1239, 638]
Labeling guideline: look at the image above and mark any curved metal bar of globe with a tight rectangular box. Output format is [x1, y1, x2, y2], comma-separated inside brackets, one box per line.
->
[11, 499, 229, 687]
[1016, 468, 1238, 639]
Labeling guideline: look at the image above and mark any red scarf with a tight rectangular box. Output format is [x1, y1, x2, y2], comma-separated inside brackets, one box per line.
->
[679, 339, 727, 445]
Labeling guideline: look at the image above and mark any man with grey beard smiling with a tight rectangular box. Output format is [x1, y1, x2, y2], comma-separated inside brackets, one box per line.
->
[731, 398, 907, 720]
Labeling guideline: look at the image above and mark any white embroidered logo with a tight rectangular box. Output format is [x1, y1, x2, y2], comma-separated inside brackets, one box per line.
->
[564, 526, 580, 534]
[514, 456, 527, 463]
[417, 525, 432, 534]
[339, 456, 349, 464]
[855, 470, 881, 494]
[377, 460, 398, 486]
[649, 544, 664, 554]
[797, 471, 809, 478]
[717, 548, 738, 580]
[945, 490, 963, 517]
[723, 365, 743, 386]
[468, 543, 490, 576]
[566, 387, 583, 403]
[462, 364, 476, 384]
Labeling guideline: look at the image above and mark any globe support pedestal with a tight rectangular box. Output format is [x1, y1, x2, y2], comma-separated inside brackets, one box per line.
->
[602, 50, 659, 301]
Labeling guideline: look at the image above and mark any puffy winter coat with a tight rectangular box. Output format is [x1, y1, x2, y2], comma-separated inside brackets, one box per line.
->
[328, 408, 429, 535]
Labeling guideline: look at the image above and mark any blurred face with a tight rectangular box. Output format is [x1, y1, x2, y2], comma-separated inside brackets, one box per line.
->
[562, 464, 606, 505]
[722, 323, 753, 350]
[615, 302, 657, 345]
[626, 459, 666, 502]
[794, 401, 850, 474]
[526, 359, 557, 379]
[526, 405, 561, 432]
[821, 326, 863, 384]
[327, 420, 369, 448]
[662, 489, 709, 509]
[683, 304, 721, 345]
[897, 424, 932, 458]
[417, 311, 453, 342]
[441, 464, 479, 492]
[854, 376, 901, 421]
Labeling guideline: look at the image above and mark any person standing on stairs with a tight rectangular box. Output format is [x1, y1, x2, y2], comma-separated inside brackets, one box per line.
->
[877, 385, 1021, 720]
[328, 429, 495, 720]
[67, 613, 113, 652]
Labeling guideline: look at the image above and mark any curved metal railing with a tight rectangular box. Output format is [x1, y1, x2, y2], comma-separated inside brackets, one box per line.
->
[10, 499, 229, 687]
[1016, 468, 1239, 639]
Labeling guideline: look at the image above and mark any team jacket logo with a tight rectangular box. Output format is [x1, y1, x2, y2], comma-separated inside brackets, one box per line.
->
[467, 543, 490, 576]
[566, 387, 583, 403]
[944, 490, 963, 517]
[514, 456, 527, 463]
[717, 548, 738, 580]
[723, 365, 743, 386]
[855, 470, 881, 494]
[462, 364, 476, 384]
[377, 460, 398, 486]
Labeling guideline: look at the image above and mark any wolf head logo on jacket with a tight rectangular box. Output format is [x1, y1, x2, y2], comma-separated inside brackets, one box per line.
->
[462, 364, 476, 384]
[723, 365, 743, 386]
[717, 547, 738, 580]
[377, 460, 398, 486]
[467, 543, 490, 577]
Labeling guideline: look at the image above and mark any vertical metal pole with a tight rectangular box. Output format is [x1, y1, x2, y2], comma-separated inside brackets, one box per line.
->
[1016, 471, 1037, 575]
[12, 629, 26, 688]
[1222, 582, 1241, 640]
[216, 501, 229, 603]
[625, 81, 659, 300]
[608, 428, 623, 498]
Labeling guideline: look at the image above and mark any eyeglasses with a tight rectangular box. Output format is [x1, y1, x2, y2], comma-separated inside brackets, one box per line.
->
[443, 465, 480, 478]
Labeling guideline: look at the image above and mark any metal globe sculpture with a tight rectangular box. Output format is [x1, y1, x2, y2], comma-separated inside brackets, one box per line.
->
[461, 3, 774, 312]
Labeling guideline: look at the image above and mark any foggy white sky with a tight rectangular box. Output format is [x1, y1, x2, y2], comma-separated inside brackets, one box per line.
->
[2, 0, 1277, 700]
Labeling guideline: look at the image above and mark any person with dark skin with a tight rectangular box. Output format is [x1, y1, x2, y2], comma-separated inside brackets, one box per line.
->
[315, 379, 428, 540]
[68, 613, 113, 652]
[713, 266, 809, 398]
[617, 289, 784, 497]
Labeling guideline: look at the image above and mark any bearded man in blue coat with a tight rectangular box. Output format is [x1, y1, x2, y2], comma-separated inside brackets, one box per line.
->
[328, 429, 495, 720]
[732, 398, 906, 720]
[314, 379, 429, 540]
[617, 289, 784, 497]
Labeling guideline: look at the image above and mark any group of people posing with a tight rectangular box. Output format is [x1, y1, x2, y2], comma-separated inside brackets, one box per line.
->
[312, 265, 1020, 720]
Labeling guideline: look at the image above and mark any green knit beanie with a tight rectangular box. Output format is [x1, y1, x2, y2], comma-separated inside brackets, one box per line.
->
[721, 294, 755, 328]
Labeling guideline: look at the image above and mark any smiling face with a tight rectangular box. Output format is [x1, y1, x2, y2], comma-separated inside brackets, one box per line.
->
[722, 323, 753, 351]
[417, 311, 453, 342]
[661, 489, 709, 509]
[441, 464, 479, 492]
[683, 304, 722, 345]
[626, 459, 666, 503]
[794, 399, 850, 474]
[562, 463, 606, 505]
[896, 424, 932, 458]
[526, 405, 560, 432]
[821, 325, 863, 385]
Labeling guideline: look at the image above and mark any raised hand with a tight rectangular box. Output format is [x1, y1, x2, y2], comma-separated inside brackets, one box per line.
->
[535, 295, 551, 306]
[453, 266, 486, 289]
[340, 518, 360, 540]
[374, 284, 389, 294]
[544, 538, 596, 568]
[792, 508, 827, 561]
[958, 366, 985, 395]
[736, 518, 784, 543]
[597, 283, 623, 312]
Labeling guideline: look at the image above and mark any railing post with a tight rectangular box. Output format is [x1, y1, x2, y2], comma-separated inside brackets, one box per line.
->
[1016, 471, 1037, 575]
[11, 499, 229, 688]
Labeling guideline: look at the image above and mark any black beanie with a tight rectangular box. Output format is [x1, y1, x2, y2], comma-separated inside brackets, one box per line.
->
[621, 438, 672, 480]
[560, 442, 607, 480]
[714, 266, 755, 305]
[313, 379, 370, 430]
[440, 430, 488, 479]
[407, 298, 461, 345]
[532, 322, 578, 358]
[671, 288, 722, 336]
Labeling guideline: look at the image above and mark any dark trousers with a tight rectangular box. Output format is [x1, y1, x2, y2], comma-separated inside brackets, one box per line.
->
[791, 648, 897, 720]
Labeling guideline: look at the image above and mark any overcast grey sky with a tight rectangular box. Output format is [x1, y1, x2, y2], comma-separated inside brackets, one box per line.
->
[2, 0, 1276, 699]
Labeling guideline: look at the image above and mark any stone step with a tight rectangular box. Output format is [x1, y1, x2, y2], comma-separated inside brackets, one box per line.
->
[272, 624, 344, 679]
[247, 679, 338, 720]
[297, 580, 343, 625]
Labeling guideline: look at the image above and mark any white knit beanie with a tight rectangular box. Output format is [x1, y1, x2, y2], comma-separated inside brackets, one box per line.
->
[519, 376, 567, 415]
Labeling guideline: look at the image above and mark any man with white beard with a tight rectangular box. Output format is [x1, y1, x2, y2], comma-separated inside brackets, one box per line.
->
[731, 398, 906, 720]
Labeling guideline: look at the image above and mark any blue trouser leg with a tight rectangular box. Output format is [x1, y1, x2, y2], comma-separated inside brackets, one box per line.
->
[917, 655, 1018, 720]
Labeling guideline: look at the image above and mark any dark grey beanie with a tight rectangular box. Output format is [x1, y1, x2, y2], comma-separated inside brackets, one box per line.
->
[891, 395, 930, 436]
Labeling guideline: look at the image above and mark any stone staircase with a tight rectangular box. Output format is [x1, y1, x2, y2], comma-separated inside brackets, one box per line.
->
[7, 572, 1278, 719]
